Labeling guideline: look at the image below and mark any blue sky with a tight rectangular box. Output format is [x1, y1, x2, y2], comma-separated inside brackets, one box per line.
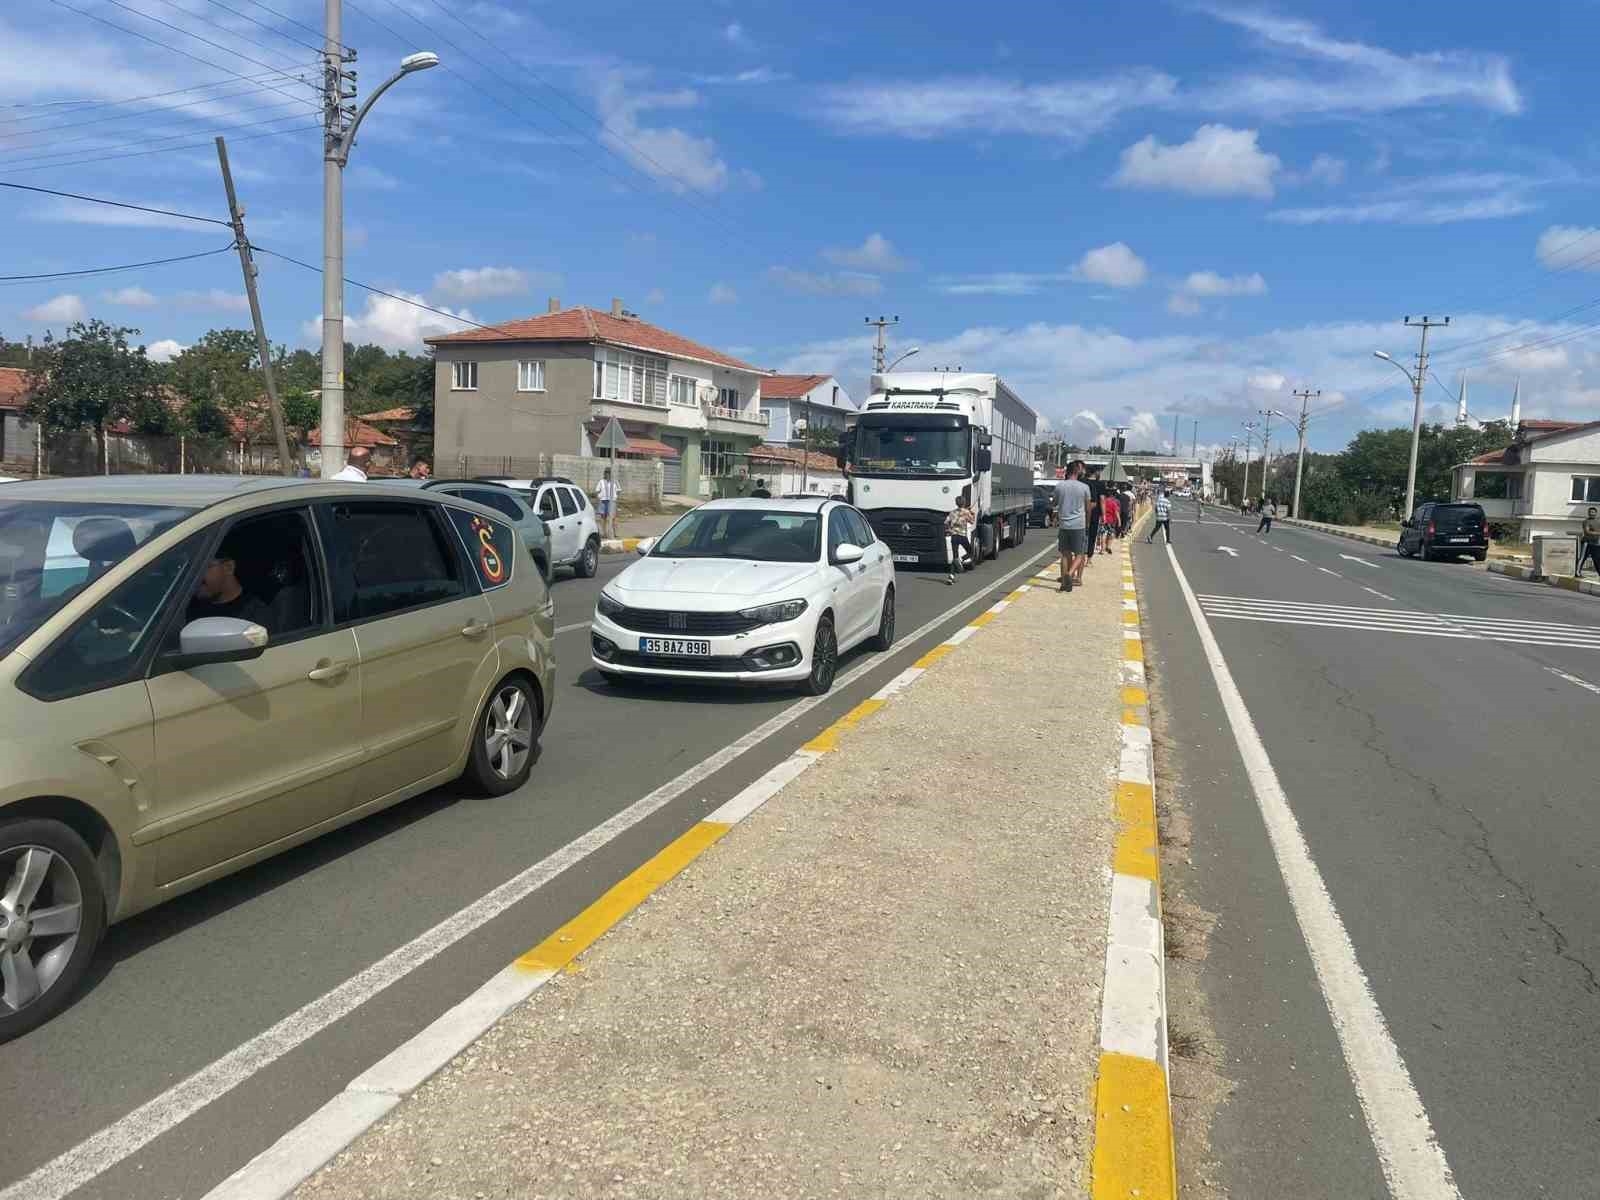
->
[3, 1, 1598, 454]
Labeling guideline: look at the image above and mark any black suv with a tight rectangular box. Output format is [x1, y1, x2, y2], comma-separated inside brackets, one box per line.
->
[1397, 501, 1488, 562]
[1030, 484, 1059, 528]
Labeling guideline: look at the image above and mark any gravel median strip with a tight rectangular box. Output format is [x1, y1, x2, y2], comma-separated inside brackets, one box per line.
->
[290, 552, 1126, 1200]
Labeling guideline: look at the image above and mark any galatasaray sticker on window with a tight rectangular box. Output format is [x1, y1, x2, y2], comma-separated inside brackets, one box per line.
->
[448, 508, 515, 589]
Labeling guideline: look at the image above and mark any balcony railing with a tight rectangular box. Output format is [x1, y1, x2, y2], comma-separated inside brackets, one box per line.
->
[592, 394, 669, 413]
[703, 404, 769, 426]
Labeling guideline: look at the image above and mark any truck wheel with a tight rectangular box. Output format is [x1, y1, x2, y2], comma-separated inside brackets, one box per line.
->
[977, 523, 996, 561]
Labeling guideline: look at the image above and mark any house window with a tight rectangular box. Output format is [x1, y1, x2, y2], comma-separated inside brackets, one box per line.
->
[595, 349, 668, 405]
[703, 439, 737, 478]
[669, 375, 698, 407]
[1505, 474, 1523, 500]
[1571, 476, 1600, 502]
[718, 386, 740, 410]
[451, 361, 478, 391]
[517, 360, 545, 391]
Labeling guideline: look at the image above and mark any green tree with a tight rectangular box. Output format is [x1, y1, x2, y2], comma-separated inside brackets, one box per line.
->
[0, 333, 39, 369]
[26, 320, 164, 463]
[167, 328, 261, 436]
[273, 345, 320, 391]
[280, 388, 320, 430]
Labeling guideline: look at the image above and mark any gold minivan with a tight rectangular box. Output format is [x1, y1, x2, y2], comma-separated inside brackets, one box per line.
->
[0, 476, 556, 1039]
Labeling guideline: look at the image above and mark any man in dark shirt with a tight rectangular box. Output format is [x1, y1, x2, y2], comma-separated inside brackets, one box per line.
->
[189, 536, 272, 629]
[1083, 467, 1104, 564]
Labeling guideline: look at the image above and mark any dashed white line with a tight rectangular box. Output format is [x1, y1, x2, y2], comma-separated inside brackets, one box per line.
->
[1292, 555, 1308, 564]
[1362, 587, 1397, 602]
[1547, 666, 1600, 696]
[1317, 566, 1342, 577]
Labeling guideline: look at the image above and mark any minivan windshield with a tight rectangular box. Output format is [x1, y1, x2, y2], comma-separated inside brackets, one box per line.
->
[652, 509, 821, 563]
[0, 500, 193, 658]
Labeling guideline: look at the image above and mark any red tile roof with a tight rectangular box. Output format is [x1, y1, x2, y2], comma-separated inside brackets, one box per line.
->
[761, 374, 830, 400]
[0, 366, 30, 410]
[425, 306, 759, 371]
[361, 406, 418, 422]
[306, 418, 398, 448]
[748, 443, 841, 473]
[1519, 419, 1584, 433]
[1470, 446, 1514, 466]
[624, 436, 679, 459]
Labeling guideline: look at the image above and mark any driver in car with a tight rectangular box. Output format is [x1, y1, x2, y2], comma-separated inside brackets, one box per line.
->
[188, 535, 272, 629]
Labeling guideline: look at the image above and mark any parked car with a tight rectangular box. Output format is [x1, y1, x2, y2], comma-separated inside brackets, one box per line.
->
[383, 478, 551, 581]
[590, 498, 895, 695]
[1029, 484, 1059, 528]
[475, 477, 600, 578]
[1397, 501, 1489, 562]
[0, 476, 555, 1039]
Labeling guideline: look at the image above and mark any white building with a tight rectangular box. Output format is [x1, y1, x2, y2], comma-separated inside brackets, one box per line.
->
[758, 374, 855, 445]
[1452, 419, 1600, 540]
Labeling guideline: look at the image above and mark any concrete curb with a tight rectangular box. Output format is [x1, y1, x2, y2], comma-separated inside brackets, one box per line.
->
[1487, 559, 1600, 597]
[1275, 516, 1395, 549]
[1090, 517, 1176, 1200]
[600, 536, 644, 555]
[198, 550, 1061, 1200]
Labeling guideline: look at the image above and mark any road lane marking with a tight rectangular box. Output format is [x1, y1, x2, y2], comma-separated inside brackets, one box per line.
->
[1167, 544, 1463, 1199]
[1317, 566, 1342, 577]
[1546, 667, 1600, 696]
[14, 547, 1061, 1200]
[1217, 546, 1239, 557]
[1340, 554, 1382, 570]
[1362, 587, 1398, 602]
[1291, 555, 1308, 563]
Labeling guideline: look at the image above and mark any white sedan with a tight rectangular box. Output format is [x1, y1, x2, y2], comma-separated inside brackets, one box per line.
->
[590, 498, 896, 694]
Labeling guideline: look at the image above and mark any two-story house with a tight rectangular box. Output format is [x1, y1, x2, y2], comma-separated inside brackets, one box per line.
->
[427, 300, 770, 497]
[758, 374, 855, 446]
[1452, 418, 1600, 541]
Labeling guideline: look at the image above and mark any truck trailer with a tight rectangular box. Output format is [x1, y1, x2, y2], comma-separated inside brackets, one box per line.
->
[839, 371, 1037, 568]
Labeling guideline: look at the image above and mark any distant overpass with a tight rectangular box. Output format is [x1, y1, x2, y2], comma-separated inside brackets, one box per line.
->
[1079, 454, 1201, 472]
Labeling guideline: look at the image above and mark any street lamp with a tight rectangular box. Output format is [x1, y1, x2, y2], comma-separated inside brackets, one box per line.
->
[1259, 407, 1287, 499]
[1240, 420, 1259, 503]
[1373, 349, 1425, 518]
[320, 44, 440, 477]
[885, 347, 921, 372]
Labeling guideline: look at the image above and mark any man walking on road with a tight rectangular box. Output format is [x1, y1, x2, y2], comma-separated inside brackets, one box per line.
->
[1147, 488, 1172, 544]
[1257, 497, 1278, 536]
[1054, 461, 1092, 592]
[1580, 507, 1600, 577]
[595, 468, 620, 539]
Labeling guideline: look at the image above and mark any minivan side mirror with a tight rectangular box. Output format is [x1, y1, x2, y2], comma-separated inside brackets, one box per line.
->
[173, 617, 268, 668]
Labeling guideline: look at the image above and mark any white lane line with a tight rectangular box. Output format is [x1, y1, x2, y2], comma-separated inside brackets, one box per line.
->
[1317, 567, 1342, 577]
[1201, 612, 1481, 639]
[1547, 666, 1600, 696]
[1340, 554, 1382, 570]
[1292, 555, 1308, 564]
[1363, 587, 1398, 602]
[1166, 544, 1462, 1198]
[5, 546, 1059, 1200]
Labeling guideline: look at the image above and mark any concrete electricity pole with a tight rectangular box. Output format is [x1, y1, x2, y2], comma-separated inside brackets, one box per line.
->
[1291, 388, 1319, 519]
[1240, 419, 1258, 502]
[1259, 407, 1287, 500]
[1374, 315, 1449, 519]
[319, 2, 438, 476]
[864, 315, 900, 373]
[216, 136, 294, 477]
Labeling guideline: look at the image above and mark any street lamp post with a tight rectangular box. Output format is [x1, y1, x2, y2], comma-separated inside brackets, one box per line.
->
[1259, 408, 1287, 501]
[885, 346, 921, 372]
[1373, 348, 1424, 519]
[319, 23, 438, 477]
[1240, 420, 1258, 504]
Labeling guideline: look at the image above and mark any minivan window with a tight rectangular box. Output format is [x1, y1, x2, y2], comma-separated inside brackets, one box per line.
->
[446, 507, 516, 590]
[318, 502, 466, 622]
[556, 488, 577, 517]
[458, 487, 522, 522]
[537, 489, 559, 520]
[0, 500, 193, 660]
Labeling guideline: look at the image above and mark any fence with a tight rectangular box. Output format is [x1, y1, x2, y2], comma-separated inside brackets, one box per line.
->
[450, 454, 663, 502]
[15, 431, 304, 478]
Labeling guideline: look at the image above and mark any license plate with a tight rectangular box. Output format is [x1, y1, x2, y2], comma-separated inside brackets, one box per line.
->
[892, 554, 920, 564]
[1449, 536, 1470, 543]
[640, 637, 710, 656]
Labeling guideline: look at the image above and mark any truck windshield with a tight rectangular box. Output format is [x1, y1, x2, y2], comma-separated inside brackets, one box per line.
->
[854, 426, 968, 475]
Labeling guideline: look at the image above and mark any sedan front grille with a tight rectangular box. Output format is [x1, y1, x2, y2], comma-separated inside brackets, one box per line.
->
[606, 606, 764, 636]
[608, 650, 750, 672]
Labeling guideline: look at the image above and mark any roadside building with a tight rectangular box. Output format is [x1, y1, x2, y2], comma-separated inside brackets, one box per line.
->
[427, 299, 770, 498]
[758, 374, 854, 446]
[307, 417, 400, 475]
[0, 366, 39, 473]
[746, 444, 847, 497]
[362, 406, 428, 465]
[1452, 418, 1600, 540]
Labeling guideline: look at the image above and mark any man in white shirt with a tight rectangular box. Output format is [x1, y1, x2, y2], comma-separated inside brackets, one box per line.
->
[332, 446, 371, 481]
[595, 468, 620, 538]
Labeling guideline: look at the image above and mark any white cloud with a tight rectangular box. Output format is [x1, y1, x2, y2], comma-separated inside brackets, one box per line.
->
[935, 272, 1076, 297]
[31, 198, 204, 231]
[1286, 153, 1345, 186]
[722, 22, 750, 47]
[818, 70, 1178, 141]
[1536, 226, 1600, 272]
[1271, 193, 1535, 226]
[176, 288, 249, 313]
[709, 282, 738, 304]
[22, 293, 87, 323]
[766, 266, 882, 296]
[1072, 242, 1148, 289]
[596, 76, 731, 194]
[102, 285, 159, 307]
[1181, 271, 1267, 297]
[433, 266, 542, 301]
[823, 233, 911, 272]
[697, 67, 789, 85]
[144, 338, 185, 362]
[1113, 124, 1280, 198]
[1167, 293, 1204, 317]
[346, 165, 399, 191]
[1197, 8, 1522, 118]
[302, 291, 477, 353]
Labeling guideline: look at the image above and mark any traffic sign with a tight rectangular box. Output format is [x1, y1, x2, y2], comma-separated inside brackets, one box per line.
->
[595, 418, 629, 455]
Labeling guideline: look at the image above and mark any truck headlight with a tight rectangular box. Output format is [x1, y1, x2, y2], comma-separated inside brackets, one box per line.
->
[739, 598, 808, 625]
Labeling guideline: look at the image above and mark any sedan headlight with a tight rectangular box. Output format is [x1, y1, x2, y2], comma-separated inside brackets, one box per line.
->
[597, 591, 625, 618]
[738, 598, 808, 626]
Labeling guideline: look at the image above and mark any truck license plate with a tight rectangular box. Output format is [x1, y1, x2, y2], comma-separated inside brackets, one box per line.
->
[640, 638, 710, 656]
[892, 554, 920, 564]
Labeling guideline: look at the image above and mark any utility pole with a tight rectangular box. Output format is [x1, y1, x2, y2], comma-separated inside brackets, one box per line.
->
[320, 0, 359, 477]
[1171, 412, 1181, 457]
[1191, 419, 1198, 463]
[1401, 314, 1448, 520]
[1241, 420, 1258, 502]
[217, 136, 294, 477]
[864, 315, 899, 374]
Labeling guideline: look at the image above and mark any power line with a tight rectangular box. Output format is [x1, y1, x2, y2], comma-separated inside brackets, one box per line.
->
[141, 0, 319, 69]
[0, 70, 294, 130]
[198, 0, 326, 55]
[0, 181, 230, 226]
[0, 78, 313, 143]
[0, 110, 316, 171]
[0, 96, 316, 163]
[0, 243, 236, 282]
[99, 0, 309, 83]
[241, 0, 347, 51]
[0, 120, 320, 176]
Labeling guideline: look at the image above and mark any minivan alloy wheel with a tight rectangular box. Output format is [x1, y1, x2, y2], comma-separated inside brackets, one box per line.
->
[483, 684, 535, 780]
[0, 844, 84, 1016]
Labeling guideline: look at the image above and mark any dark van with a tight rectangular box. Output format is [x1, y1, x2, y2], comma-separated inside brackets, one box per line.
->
[1397, 501, 1489, 562]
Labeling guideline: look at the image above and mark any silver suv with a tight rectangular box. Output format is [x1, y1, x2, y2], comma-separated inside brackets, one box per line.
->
[477, 478, 601, 578]
[0, 476, 555, 1039]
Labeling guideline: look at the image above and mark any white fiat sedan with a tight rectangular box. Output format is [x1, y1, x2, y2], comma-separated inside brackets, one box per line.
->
[591, 498, 895, 694]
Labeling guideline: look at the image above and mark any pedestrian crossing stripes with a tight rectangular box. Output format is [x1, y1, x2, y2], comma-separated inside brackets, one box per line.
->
[1198, 594, 1600, 649]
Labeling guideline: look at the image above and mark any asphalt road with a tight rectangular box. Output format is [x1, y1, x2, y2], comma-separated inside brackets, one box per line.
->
[1, 531, 1061, 1200]
[1139, 501, 1600, 1198]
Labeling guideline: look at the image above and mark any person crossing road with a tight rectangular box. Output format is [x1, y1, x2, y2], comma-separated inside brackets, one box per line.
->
[1147, 489, 1172, 544]
[1257, 497, 1278, 536]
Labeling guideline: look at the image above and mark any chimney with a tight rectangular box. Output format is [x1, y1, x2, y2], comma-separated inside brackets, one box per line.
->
[611, 297, 624, 318]
[547, 297, 560, 314]
[1510, 378, 1521, 431]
